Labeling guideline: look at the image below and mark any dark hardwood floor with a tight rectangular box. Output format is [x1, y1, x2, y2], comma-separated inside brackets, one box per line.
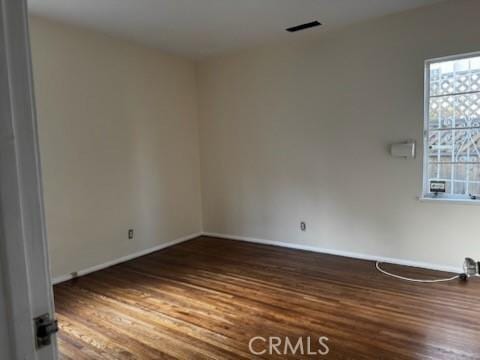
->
[54, 236, 480, 359]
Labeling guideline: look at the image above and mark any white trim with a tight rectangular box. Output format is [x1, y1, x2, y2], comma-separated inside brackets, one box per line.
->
[0, 0, 57, 358]
[427, 50, 480, 65]
[423, 51, 480, 200]
[418, 195, 480, 205]
[203, 232, 463, 274]
[53, 231, 463, 285]
[52, 233, 202, 285]
[422, 57, 430, 198]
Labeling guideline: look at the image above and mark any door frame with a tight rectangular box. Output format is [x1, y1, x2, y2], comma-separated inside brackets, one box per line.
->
[0, 0, 57, 358]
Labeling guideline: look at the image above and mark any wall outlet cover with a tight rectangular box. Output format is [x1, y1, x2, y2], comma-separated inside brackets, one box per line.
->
[300, 222, 307, 232]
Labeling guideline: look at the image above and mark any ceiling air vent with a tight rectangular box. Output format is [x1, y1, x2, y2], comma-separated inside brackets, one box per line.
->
[286, 21, 322, 33]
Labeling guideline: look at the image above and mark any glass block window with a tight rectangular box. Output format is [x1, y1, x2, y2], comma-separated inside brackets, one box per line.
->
[424, 53, 480, 200]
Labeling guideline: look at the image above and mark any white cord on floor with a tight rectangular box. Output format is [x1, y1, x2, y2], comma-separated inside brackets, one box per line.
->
[375, 261, 459, 283]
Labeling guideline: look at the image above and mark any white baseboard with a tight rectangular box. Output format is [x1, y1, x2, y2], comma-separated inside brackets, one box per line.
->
[52, 232, 202, 285]
[202, 232, 463, 274]
[52, 231, 462, 285]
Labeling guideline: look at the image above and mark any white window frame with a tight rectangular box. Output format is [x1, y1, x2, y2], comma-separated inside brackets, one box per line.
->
[422, 51, 480, 203]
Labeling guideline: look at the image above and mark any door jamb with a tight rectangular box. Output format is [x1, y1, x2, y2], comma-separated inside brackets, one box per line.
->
[0, 0, 57, 358]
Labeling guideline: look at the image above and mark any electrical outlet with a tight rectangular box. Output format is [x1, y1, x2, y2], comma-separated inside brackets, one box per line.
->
[128, 229, 134, 240]
[300, 222, 307, 232]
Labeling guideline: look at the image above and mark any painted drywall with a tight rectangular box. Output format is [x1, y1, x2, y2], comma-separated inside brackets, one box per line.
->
[197, 0, 480, 269]
[30, 17, 202, 278]
[27, 0, 443, 59]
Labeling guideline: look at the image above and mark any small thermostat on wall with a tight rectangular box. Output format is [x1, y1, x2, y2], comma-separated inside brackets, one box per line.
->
[430, 180, 446, 193]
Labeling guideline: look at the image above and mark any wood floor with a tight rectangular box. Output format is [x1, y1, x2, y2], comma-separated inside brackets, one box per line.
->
[54, 236, 480, 359]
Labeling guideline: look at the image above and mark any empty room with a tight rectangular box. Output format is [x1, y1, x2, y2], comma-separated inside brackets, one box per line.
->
[1, 0, 480, 359]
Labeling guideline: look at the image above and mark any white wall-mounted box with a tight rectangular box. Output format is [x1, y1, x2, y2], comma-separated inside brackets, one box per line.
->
[390, 142, 415, 159]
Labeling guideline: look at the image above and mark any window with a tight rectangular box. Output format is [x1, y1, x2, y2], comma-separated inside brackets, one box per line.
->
[423, 53, 480, 201]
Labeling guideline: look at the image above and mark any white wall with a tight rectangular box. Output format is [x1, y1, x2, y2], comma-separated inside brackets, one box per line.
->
[30, 17, 202, 279]
[29, 0, 480, 276]
[197, 0, 480, 269]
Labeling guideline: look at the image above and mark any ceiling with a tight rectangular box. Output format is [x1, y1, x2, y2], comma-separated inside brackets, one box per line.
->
[28, 0, 444, 59]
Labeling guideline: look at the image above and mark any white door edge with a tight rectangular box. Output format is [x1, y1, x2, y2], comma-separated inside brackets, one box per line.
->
[0, 0, 57, 359]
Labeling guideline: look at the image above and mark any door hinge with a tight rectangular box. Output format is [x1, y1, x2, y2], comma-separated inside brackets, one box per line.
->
[34, 313, 58, 349]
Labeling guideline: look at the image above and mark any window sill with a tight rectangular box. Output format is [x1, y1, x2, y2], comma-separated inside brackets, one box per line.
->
[418, 196, 480, 205]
